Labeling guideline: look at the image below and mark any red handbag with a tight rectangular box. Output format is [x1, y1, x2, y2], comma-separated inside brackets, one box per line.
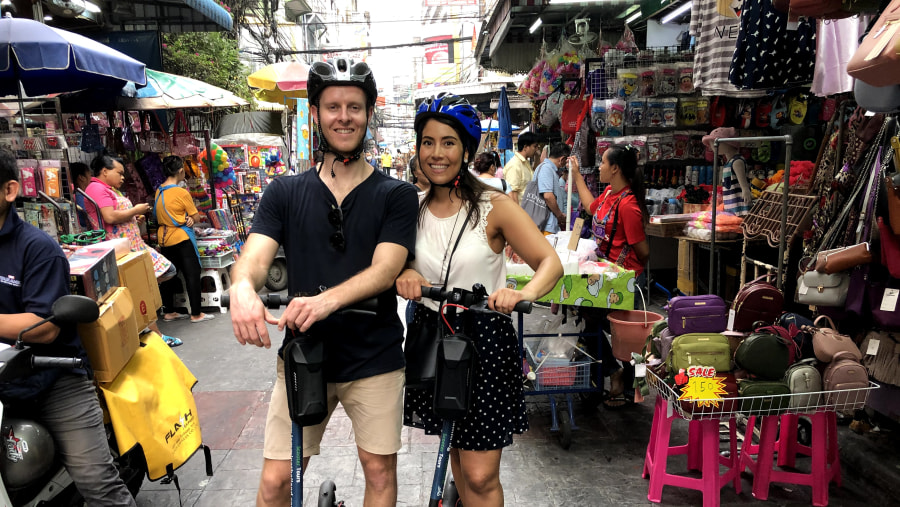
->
[730, 274, 785, 332]
[789, 0, 853, 18]
[560, 96, 591, 135]
[879, 217, 900, 278]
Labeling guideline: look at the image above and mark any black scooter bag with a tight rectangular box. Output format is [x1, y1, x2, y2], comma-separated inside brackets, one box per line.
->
[433, 333, 476, 421]
[283, 335, 328, 427]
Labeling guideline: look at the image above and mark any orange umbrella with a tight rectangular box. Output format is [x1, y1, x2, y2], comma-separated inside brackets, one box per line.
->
[247, 61, 310, 103]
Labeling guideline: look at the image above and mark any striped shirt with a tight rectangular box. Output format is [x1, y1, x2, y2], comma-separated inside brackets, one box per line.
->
[690, 0, 765, 98]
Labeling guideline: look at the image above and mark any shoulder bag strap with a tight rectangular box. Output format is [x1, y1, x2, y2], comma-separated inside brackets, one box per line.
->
[442, 205, 477, 288]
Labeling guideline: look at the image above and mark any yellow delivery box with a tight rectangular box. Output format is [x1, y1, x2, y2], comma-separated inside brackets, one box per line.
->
[117, 251, 162, 330]
[77, 286, 140, 384]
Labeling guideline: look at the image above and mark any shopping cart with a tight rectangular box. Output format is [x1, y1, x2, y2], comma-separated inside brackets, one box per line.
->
[517, 311, 604, 450]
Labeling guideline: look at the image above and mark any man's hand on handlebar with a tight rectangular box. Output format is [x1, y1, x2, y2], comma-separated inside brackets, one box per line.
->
[488, 288, 528, 315]
[278, 292, 338, 334]
[230, 281, 279, 348]
[395, 268, 429, 302]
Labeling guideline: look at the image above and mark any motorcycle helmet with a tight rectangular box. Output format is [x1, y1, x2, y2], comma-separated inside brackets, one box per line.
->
[0, 419, 56, 490]
[306, 58, 378, 166]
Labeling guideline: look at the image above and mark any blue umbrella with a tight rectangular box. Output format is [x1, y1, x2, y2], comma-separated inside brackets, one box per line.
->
[497, 86, 513, 151]
[0, 17, 146, 97]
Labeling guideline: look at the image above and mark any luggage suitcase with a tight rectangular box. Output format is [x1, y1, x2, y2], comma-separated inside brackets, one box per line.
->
[737, 379, 791, 415]
[822, 351, 869, 406]
[667, 333, 732, 374]
[730, 274, 784, 332]
[666, 295, 728, 335]
[783, 359, 822, 408]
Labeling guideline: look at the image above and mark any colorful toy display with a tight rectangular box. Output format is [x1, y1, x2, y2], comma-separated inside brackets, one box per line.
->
[264, 150, 286, 177]
[199, 143, 237, 190]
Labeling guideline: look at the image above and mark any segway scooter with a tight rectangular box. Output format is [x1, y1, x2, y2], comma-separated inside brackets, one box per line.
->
[419, 284, 532, 507]
[224, 293, 376, 507]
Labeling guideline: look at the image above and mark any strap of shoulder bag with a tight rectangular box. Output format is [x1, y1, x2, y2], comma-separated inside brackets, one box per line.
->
[442, 205, 477, 288]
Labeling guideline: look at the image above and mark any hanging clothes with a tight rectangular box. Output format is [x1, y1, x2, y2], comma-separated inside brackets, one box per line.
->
[729, 0, 817, 89]
[811, 17, 871, 97]
[722, 155, 751, 216]
[690, 0, 766, 97]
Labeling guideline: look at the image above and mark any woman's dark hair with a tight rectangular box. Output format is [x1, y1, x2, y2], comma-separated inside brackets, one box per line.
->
[408, 155, 418, 184]
[162, 155, 184, 178]
[491, 151, 501, 168]
[90, 154, 123, 177]
[473, 152, 496, 174]
[70, 162, 91, 180]
[607, 144, 649, 224]
[415, 115, 495, 228]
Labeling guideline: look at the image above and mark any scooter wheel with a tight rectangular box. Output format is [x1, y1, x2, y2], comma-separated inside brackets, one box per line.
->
[318, 479, 337, 507]
[557, 406, 573, 450]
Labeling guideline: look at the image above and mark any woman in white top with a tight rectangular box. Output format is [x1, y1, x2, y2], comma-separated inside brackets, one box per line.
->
[396, 94, 562, 506]
[472, 152, 511, 194]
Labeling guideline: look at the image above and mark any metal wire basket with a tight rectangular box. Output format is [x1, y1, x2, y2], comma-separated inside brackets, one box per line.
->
[647, 370, 879, 421]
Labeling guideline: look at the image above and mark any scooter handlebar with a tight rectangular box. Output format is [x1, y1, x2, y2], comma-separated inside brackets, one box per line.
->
[32, 357, 84, 369]
[221, 293, 378, 314]
[419, 286, 533, 314]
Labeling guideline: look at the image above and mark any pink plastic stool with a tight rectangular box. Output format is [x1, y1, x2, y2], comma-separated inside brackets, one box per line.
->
[643, 394, 742, 507]
[739, 412, 841, 506]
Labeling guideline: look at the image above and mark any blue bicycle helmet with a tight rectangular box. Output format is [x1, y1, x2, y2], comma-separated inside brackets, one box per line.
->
[414, 93, 481, 160]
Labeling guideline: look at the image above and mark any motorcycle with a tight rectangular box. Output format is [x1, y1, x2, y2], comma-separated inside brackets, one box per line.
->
[0, 295, 146, 507]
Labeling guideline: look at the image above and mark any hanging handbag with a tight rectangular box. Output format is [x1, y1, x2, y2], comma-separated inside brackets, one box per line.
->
[879, 217, 900, 278]
[847, 0, 900, 87]
[814, 243, 872, 274]
[520, 163, 551, 230]
[788, 0, 853, 19]
[885, 173, 900, 235]
[170, 111, 199, 157]
[560, 95, 591, 135]
[79, 118, 104, 153]
[797, 270, 850, 307]
[866, 268, 900, 330]
[806, 315, 862, 362]
[404, 207, 475, 388]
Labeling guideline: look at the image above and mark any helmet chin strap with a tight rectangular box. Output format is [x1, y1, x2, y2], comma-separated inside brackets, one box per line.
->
[315, 113, 365, 177]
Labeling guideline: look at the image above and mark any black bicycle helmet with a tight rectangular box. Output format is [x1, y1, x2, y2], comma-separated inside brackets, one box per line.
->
[307, 58, 377, 168]
[414, 93, 481, 160]
[307, 58, 377, 108]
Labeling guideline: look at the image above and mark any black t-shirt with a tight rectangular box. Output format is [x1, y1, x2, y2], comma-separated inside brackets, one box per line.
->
[0, 211, 88, 400]
[252, 168, 418, 382]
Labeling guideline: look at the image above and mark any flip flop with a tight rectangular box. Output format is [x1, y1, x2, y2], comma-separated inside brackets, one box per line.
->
[164, 335, 183, 347]
[163, 314, 190, 322]
[190, 314, 215, 323]
[601, 392, 633, 410]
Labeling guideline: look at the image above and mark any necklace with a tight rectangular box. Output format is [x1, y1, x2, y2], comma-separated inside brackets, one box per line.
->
[436, 204, 465, 287]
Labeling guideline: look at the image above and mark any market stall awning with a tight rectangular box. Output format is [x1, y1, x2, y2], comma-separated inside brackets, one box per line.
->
[112, 0, 233, 33]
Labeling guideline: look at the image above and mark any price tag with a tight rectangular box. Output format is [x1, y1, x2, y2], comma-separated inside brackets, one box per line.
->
[880, 288, 899, 312]
[727, 309, 736, 331]
[567, 218, 584, 251]
[866, 339, 881, 356]
[635, 363, 647, 378]
[799, 282, 809, 295]
[678, 376, 727, 408]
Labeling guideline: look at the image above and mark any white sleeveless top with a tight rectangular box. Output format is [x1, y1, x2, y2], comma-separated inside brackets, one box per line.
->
[413, 195, 506, 311]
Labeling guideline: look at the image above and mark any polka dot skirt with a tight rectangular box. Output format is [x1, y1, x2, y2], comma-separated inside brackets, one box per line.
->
[404, 305, 528, 451]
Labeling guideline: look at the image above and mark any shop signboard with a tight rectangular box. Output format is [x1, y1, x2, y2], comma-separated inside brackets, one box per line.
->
[296, 98, 311, 160]
[423, 35, 459, 85]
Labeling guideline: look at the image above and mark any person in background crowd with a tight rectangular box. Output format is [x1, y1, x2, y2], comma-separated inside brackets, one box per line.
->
[84, 154, 183, 347]
[408, 155, 429, 194]
[381, 149, 393, 174]
[569, 145, 650, 408]
[154, 155, 214, 325]
[473, 152, 510, 194]
[503, 132, 539, 205]
[70, 162, 92, 230]
[396, 94, 562, 507]
[228, 59, 418, 507]
[0, 149, 138, 506]
[534, 142, 572, 233]
[491, 151, 503, 179]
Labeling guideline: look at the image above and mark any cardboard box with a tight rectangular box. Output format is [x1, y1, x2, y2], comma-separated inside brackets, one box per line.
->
[677, 239, 696, 296]
[77, 286, 140, 384]
[68, 246, 119, 303]
[117, 251, 162, 330]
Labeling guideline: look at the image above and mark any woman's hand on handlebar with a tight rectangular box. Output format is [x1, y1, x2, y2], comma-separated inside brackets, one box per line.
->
[395, 268, 429, 301]
[488, 288, 529, 315]
[230, 281, 279, 348]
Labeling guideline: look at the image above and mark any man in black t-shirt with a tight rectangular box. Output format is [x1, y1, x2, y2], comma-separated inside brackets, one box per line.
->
[229, 59, 418, 507]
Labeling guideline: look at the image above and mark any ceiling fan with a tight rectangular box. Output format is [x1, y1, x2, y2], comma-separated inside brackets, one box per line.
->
[44, 0, 86, 18]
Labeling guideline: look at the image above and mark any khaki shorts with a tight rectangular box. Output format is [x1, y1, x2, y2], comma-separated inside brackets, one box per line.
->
[263, 358, 404, 460]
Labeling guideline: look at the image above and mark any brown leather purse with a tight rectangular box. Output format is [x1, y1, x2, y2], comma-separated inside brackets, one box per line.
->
[814, 243, 872, 274]
[847, 0, 900, 87]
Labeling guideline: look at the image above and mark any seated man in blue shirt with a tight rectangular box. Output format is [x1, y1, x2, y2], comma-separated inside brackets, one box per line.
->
[0, 149, 136, 506]
[534, 142, 572, 233]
